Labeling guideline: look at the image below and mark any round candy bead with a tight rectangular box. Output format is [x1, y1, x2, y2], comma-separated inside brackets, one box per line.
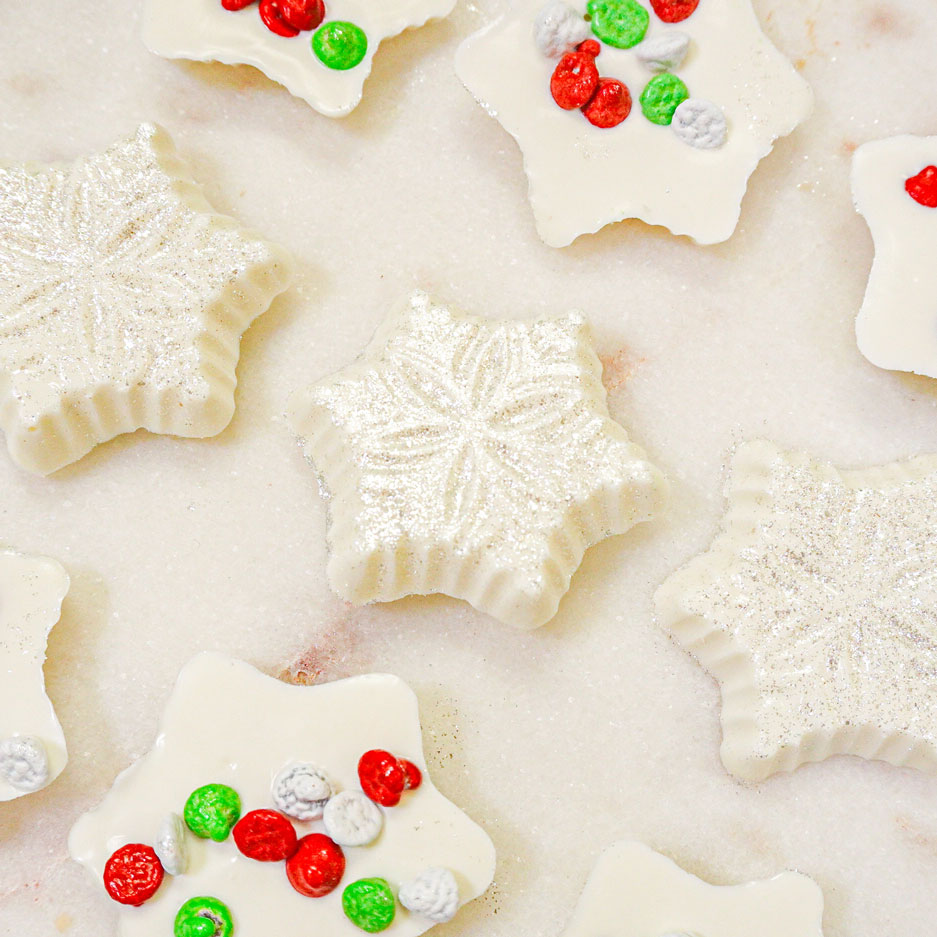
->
[534, 0, 591, 57]
[233, 809, 298, 861]
[103, 844, 165, 906]
[272, 763, 333, 820]
[582, 77, 632, 128]
[184, 784, 241, 842]
[635, 31, 690, 71]
[906, 166, 937, 208]
[398, 867, 459, 924]
[650, 0, 700, 23]
[323, 790, 384, 847]
[358, 750, 422, 807]
[259, 0, 300, 36]
[278, 0, 325, 31]
[639, 72, 689, 125]
[671, 98, 727, 148]
[342, 878, 397, 933]
[174, 896, 234, 937]
[221, 0, 256, 9]
[155, 812, 189, 876]
[550, 48, 600, 110]
[0, 736, 49, 793]
[312, 21, 368, 70]
[286, 833, 346, 898]
[586, 0, 649, 49]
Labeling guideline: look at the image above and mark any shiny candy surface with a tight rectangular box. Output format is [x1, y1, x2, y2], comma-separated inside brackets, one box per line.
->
[586, 0, 649, 48]
[342, 878, 397, 933]
[173, 897, 234, 937]
[184, 784, 242, 842]
[233, 809, 299, 862]
[285, 833, 346, 897]
[312, 21, 368, 70]
[103, 844, 165, 907]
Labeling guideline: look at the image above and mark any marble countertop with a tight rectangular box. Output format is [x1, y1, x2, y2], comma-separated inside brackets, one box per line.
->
[1, 1, 936, 935]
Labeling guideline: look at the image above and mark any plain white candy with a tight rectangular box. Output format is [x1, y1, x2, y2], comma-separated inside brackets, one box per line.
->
[635, 31, 691, 70]
[534, 0, 591, 57]
[398, 867, 460, 923]
[322, 790, 384, 846]
[0, 736, 49, 792]
[154, 812, 188, 875]
[672, 98, 728, 149]
[272, 763, 333, 820]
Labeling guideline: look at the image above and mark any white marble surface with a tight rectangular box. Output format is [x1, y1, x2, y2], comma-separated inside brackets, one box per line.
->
[0, 2, 936, 936]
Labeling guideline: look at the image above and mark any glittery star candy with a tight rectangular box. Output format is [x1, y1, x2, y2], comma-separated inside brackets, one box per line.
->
[561, 841, 823, 937]
[287, 291, 666, 629]
[853, 134, 937, 379]
[142, 0, 456, 117]
[455, 0, 812, 246]
[69, 654, 496, 937]
[0, 550, 70, 801]
[0, 123, 294, 475]
[656, 440, 937, 781]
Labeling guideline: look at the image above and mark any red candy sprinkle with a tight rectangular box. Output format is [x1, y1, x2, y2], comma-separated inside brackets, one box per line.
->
[906, 166, 937, 208]
[221, 0, 257, 9]
[278, 0, 326, 31]
[582, 78, 632, 128]
[358, 750, 422, 806]
[103, 844, 164, 907]
[650, 0, 700, 23]
[259, 0, 300, 37]
[233, 809, 299, 862]
[286, 833, 346, 898]
[550, 49, 600, 110]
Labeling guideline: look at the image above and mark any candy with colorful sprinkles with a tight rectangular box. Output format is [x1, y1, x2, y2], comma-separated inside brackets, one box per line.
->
[103, 844, 165, 907]
[233, 809, 299, 862]
[285, 833, 346, 897]
[635, 30, 690, 70]
[184, 784, 242, 842]
[322, 791, 384, 847]
[534, 0, 591, 56]
[342, 878, 397, 933]
[398, 868, 460, 924]
[174, 897, 234, 937]
[671, 97, 727, 148]
[0, 736, 49, 793]
[271, 763, 333, 820]
[154, 813, 189, 877]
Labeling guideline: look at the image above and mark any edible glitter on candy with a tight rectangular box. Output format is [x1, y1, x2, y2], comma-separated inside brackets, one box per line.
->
[656, 440, 937, 781]
[271, 763, 333, 820]
[398, 867, 459, 923]
[0, 736, 49, 792]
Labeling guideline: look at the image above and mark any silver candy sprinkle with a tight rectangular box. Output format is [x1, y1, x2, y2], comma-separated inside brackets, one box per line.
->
[398, 867, 460, 923]
[0, 736, 49, 792]
[154, 812, 188, 876]
[272, 763, 333, 820]
[672, 98, 728, 149]
[533, 0, 591, 57]
[635, 31, 690, 71]
[322, 790, 384, 846]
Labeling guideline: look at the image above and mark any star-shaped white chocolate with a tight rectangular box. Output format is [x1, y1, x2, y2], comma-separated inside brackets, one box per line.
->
[0, 123, 294, 475]
[142, 0, 456, 117]
[853, 134, 937, 378]
[288, 291, 666, 629]
[562, 841, 823, 937]
[455, 0, 812, 247]
[0, 549, 70, 801]
[656, 440, 937, 781]
[68, 653, 496, 937]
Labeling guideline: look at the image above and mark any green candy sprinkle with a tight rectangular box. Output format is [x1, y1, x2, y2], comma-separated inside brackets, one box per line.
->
[312, 21, 368, 71]
[639, 72, 690, 125]
[342, 878, 397, 933]
[174, 896, 234, 937]
[184, 784, 241, 842]
[586, 0, 649, 49]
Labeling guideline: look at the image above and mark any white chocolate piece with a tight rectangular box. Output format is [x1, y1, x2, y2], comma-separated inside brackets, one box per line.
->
[533, 1, 591, 57]
[154, 813, 189, 876]
[323, 790, 384, 846]
[0, 123, 294, 476]
[398, 867, 459, 924]
[142, 0, 457, 118]
[656, 440, 937, 781]
[852, 135, 937, 378]
[69, 654, 496, 937]
[635, 31, 690, 71]
[0, 550, 69, 801]
[456, 0, 812, 247]
[672, 98, 727, 149]
[287, 291, 666, 630]
[561, 842, 823, 937]
[272, 763, 333, 820]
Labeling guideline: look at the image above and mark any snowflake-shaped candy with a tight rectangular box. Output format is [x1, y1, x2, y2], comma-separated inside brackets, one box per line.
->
[0, 550, 70, 801]
[656, 440, 937, 781]
[142, 0, 457, 117]
[456, 0, 812, 246]
[0, 123, 294, 475]
[287, 291, 666, 629]
[853, 134, 937, 379]
[562, 841, 823, 937]
[69, 653, 496, 937]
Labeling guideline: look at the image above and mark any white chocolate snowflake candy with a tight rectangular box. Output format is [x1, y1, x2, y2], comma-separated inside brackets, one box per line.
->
[0, 550, 69, 801]
[154, 813, 189, 876]
[322, 789, 384, 846]
[672, 98, 726, 149]
[561, 842, 823, 937]
[635, 31, 690, 70]
[398, 867, 459, 924]
[0, 123, 294, 475]
[656, 440, 937, 781]
[287, 291, 666, 629]
[142, 0, 457, 117]
[271, 763, 333, 820]
[534, 0, 591, 57]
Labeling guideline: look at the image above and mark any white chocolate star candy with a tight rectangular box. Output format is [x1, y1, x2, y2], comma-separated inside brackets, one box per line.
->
[0, 123, 294, 475]
[142, 0, 456, 118]
[562, 841, 823, 937]
[656, 440, 937, 781]
[69, 653, 495, 937]
[0, 550, 69, 801]
[455, 0, 812, 246]
[853, 135, 937, 379]
[288, 291, 666, 629]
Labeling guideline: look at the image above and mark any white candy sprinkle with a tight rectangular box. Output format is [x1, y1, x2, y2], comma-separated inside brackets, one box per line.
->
[154, 813, 188, 876]
[322, 790, 384, 846]
[0, 736, 49, 792]
[533, 0, 591, 57]
[272, 763, 333, 820]
[399, 867, 460, 924]
[672, 98, 728, 149]
[635, 31, 691, 71]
